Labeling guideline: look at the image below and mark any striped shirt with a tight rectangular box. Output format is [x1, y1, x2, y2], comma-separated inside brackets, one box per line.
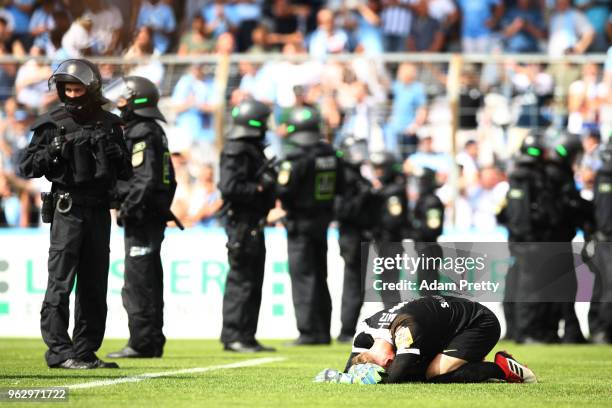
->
[381, 0, 414, 36]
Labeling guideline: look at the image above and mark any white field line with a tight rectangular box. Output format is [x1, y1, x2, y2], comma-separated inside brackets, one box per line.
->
[64, 356, 286, 390]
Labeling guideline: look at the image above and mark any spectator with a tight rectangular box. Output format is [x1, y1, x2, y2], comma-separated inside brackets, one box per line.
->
[575, 0, 610, 52]
[567, 62, 605, 134]
[467, 166, 508, 232]
[0, 16, 24, 56]
[308, 8, 349, 58]
[264, 0, 302, 49]
[171, 64, 218, 152]
[186, 163, 223, 227]
[4, 0, 35, 50]
[501, 0, 546, 53]
[136, 0, 177, 54]
[339, 81, 385, 152]
[508, 63, 553, 152]
[456, 139, 480, 188]
[14, 52, 56, 110]
[231, 0, 264, 52]
[30, 10, 70, 58]
[380, 0, 413, 52]
[384, 62, 427, 157]
[456, 0, 504, 53]
[247, 25, 273, 54]
[202, 0, 234, 39]
[352, 0, 384, 55]
[178, 14, 215, 55]
[548, 0, 594, 56]
[29, 0, 60, 53]
[123, 26, 165, 86]
[407, 0, 444, 52]
[408, 132, 450, 172]
[428, 0, 459, 30]
[86, 0, 124, 55]
[61, 15, 96, 57]
[578, 128, 601, 199]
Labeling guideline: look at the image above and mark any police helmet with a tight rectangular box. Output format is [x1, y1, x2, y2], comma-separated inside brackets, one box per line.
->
[413, 166, 438, 193]
[551, 133, 582, 165]
[49, 59, 107, 104]
[286, 106, 321, 146]
[518, 132, 545, 163]
[339, 136, 368, 165]
[370, 151, 400, 182]
[227, 100, 271, 139]
[103, 76, 166, 122]
[600, 141, 612, 164]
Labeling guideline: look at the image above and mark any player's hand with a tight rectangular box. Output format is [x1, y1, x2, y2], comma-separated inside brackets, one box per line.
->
[313, 368, 355, 384]
[348, 363, 385, 384]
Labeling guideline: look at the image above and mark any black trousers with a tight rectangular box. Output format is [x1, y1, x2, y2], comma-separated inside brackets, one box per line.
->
[41, 204, 110, 367]
[122, 219, 166, 355]
[514, 243, 580, 342]
[338, 226, 365, 337]
[287, 222, 332, 342]
[588, 242, 612, 337]
[221, 221, 265, 344]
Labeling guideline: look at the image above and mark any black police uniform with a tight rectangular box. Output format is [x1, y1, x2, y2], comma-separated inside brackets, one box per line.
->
[589, 143, 612, 343]
[370, 152, 410, 308]
[218, 100, 276, 352]
[19, 59, 131, 368]
[105, 76, 177, 358]
[335, 140, 377, 341]
[497, 134, 558, 343]
[345, 295, 501, 383]
[410, 167, 444, 293]
[544, 137, 593, 343]
[277, 107, 343, 345]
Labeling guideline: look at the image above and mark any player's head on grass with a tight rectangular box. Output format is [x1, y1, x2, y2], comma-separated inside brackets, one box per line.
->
[351, 339, 396, 369]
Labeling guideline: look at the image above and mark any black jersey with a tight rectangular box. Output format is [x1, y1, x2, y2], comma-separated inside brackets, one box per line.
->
[352, 295, 499, 383]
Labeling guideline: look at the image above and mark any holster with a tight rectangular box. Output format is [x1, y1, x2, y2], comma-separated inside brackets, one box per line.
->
[40, 192, 55, 223]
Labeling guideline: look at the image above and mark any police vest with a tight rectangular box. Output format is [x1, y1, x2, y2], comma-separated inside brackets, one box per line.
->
[594, 164, 612, 237]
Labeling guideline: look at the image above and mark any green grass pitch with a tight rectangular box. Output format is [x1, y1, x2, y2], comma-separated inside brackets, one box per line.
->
[1, 339, 611, 407]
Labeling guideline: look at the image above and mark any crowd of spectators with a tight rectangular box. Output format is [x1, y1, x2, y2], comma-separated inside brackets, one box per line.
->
[0, 0, 610, 231]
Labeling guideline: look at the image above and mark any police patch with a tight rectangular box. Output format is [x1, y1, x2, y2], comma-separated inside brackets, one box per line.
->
[132, 141, 146, 167]
[277, 161, 292, 185]
[426, 208, 442, 229]
[509, 188, 523, 199]
[394, 326, 413, 350]
[387, 196, 402, 216]
[599, 183, 612, 194]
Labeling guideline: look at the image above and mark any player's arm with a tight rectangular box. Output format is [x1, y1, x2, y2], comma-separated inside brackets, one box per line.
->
[382, 351, 426, 383]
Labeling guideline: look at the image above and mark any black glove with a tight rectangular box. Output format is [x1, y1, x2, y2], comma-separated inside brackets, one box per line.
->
[47, 136, 63, 159]
[105, 142, 123, 160]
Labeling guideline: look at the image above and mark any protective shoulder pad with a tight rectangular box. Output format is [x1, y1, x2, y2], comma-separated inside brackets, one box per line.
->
[30, 106, 64, 131]
[99, 110, 123, 127]
[223, 140, 258, 157]
[126, 120, 162, 139]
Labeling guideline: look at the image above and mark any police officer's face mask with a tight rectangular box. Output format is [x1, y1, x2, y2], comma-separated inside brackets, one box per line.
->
[59, 83, 93, 116]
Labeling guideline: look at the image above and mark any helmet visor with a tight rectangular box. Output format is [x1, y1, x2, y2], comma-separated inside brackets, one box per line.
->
[48, 59, 99, 91]
[101, 78, 133, 107]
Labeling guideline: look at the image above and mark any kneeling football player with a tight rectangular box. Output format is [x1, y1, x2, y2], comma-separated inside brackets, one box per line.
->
[316, 295, 536, 384]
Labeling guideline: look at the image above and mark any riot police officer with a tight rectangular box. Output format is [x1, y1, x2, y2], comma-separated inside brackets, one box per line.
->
[588, 141, 612, 344]
[277, 106, 343, 345]
[498, 133, 557, 343]
[335, 137, 377, 342]
[409, 166, 444, 293]
[20, 59, 131, 369]
[369, 151, 410, 308]
[218, 100, 276, 352]
[103, 76, 177, 359]
[545, 134, 592, 343]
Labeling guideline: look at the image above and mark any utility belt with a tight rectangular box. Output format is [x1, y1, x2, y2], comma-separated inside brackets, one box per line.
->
[226, 208, 266, 229]
[41, 189, 110, 223]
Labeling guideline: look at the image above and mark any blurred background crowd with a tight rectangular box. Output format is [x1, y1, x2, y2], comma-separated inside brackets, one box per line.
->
[0, 0, 610, 231]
